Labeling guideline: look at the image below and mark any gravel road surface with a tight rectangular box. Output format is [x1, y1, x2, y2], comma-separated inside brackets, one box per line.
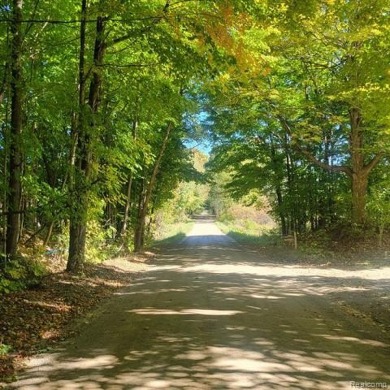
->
[7, 219, 390, 389]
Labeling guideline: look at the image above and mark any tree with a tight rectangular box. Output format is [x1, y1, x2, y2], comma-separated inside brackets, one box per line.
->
[0, 0, 269, 285]
[203, 0, 390, 231]
[67, 3, 107, 273]
[272, 0, 389, 225]
[133, 121, 173, 252]
[6, 0, 23, 258]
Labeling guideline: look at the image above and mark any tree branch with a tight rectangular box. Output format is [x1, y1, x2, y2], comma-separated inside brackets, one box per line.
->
[0, 16, 160, 24]
[363, 152, 385, 176]
[277, 115, 352, 176]
[97, 62, 159, 68]
[298, 148, 352, 176]
[110, 0, 171, 47]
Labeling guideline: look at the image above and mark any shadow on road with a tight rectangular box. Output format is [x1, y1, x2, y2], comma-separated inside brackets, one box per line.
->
[8, 223, 390, 389]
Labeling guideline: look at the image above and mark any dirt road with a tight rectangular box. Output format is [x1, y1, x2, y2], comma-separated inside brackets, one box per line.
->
[7, 220, 390, 389]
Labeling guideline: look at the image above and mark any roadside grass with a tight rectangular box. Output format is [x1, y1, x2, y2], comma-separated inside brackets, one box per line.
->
[217, 219, 390, 268]
[217, 220, 345, 266]
[216, 220, 280, 246]
[153, 221, 194, 246]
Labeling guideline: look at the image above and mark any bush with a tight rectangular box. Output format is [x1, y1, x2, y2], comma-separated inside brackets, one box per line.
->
[85, 221, 119, 263]
[0, 256, 47, 294]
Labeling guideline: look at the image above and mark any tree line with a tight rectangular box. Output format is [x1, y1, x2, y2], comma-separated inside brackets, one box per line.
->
[1, 0, 249, 278]
[1, 0, 389, 286]
[205, 0, 390, 237]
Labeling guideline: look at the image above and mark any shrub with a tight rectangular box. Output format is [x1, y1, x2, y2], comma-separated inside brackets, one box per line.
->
[0, 256, 47, 294]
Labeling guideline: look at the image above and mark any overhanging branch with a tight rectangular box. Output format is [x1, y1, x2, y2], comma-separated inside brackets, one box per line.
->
[298, 148, 352, 176]
[277, 115, 352, 176]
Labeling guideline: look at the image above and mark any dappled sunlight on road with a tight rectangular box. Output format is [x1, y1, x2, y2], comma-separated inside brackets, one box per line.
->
[8, 221, 390, 389]
[24, 353, 119, 372]
[12, 329, 390, 389]
[314, 335, 388, 348]
[174, 254, 390, 281]
[129, 308, 243, 316]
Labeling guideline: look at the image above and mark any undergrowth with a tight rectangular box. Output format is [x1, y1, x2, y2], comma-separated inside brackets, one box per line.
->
[0, 255, 47, 294]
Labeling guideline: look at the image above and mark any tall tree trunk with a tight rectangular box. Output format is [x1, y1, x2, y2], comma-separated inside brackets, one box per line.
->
[119, 119, 138, 237]
[348, 108, 383, 226]
[67, 9, 106, 273]
[134, 122, 173, 252]
[270, 139, 287, 235]
[6, 0, 23, 258]
[351, 171, 368, 225]
[283, 132, 296, 234]
[67, 0, 88, 273]
[2, 123, 7, 254]
[134, 186, 145, 252]
[349, 107, 368, 225]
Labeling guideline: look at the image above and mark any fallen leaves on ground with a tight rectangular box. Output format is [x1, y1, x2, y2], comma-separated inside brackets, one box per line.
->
[0, 256, 151, 383]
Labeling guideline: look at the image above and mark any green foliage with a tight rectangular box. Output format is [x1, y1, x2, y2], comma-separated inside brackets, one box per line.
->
[0, 343, 12, 356]
[367, 179, 390, 228]
[167, 180, 210, 218]
[1, 0, 389, 270]
[85, 221, 117, 264]
[0, 277, 23, 294]
[217, 221, 279, 246]
[0, 257, 47, 294]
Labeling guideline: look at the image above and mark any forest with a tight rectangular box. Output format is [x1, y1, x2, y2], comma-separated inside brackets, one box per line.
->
[1, 0, 390, 290]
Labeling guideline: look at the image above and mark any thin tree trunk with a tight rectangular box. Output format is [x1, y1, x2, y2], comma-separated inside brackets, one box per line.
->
[134, 122, 173, 252]
[0, 62, 9, 106]
[120, 120, 138, 237]
[378, 224, 384, 248]
[43, 223, 54, 247]
[134, 186, 145, 252]
[6, 0, 23, 258]
[283, 132, 296, 235]
[2, 120, 9, 255]
[120, 174, 133, 236]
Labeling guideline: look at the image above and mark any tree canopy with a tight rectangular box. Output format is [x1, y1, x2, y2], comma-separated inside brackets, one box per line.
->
[203, 0, 390, 233]
[0, 0, 389, 283]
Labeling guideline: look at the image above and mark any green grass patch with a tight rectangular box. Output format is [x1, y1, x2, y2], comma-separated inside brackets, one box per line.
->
[153, 221, 194, 246]
[217, 221, 280, 246]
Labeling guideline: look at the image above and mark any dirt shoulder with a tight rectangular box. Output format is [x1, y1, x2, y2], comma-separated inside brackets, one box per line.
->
[0, 256, 152, 383]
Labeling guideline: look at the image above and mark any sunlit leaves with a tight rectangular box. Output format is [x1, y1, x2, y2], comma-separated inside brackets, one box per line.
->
[203, 0, 390, 230]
